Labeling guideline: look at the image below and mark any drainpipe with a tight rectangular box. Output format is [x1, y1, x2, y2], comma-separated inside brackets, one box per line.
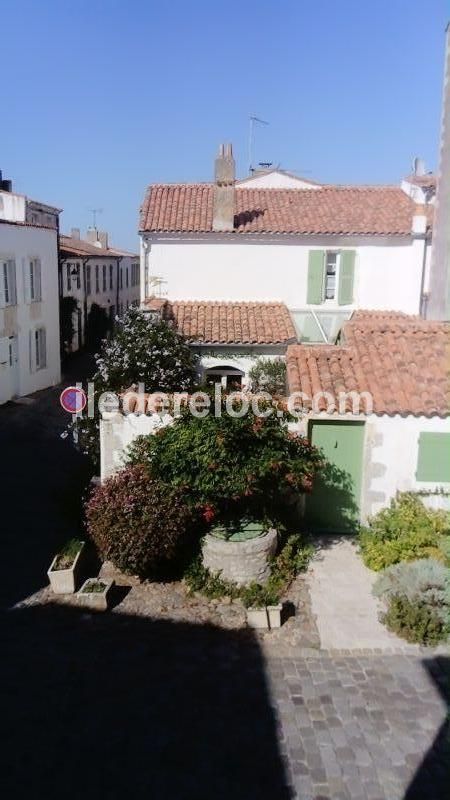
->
[116, 256, 123, 320]
[419, 234, 430, 318]
[82, 257, 90, 347]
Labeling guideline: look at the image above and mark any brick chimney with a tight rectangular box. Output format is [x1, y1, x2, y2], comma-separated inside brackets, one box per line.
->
[427, 23, 450, 320]
[71, 227, 81, 239]
[212, 143, 235, 232]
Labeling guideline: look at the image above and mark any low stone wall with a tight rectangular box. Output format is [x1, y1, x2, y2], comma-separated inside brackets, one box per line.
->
[202, 529, 277, 586]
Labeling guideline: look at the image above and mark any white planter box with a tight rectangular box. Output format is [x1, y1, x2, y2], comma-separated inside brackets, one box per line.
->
[246, 607, 269, 630]
[267, 604, 283, 629]
[77, 579, 114, 611]
[47, 542, 85, 594]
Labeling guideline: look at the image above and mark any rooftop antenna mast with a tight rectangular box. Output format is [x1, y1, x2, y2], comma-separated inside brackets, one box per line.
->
[89, 208, 103, 229]
[248, 115, 269, 174]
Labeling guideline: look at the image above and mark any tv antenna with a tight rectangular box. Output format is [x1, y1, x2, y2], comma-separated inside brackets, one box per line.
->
[248, 115, 269, 174]
[89, 208, 103, 228]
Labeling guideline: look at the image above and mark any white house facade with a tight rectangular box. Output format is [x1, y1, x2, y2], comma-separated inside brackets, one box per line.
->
[139, 146, 434, 331]
[60, 228, 140, 351]
[0, 173, 61, 405]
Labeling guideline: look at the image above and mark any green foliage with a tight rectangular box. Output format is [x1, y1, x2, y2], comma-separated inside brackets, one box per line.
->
[373, 557, 450, 645]
[381, 595, 449, 646]
[359, 492, 450, 571]
[95, 306, 197, 392]
[54, 538, 84, 570]
[184, 531, 313, 607]
[249, 357, 287, 395]
[128, 402, 322, 522]
[60, 296, 79, 354]
[81, 579, 107, 594]
[85, 465, 194, 579]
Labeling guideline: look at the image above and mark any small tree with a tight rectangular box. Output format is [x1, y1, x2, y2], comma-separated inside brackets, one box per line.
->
[249, 357, 287, 395]
[60, 296, 79, 355]
[95, 306, 197, 392]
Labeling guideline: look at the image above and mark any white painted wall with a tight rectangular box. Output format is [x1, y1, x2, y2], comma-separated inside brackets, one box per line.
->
[364, 415, 450, 517]
[0, 191, 26, 222]
[0, 223, 61, 404]
[237, 171, 321, 189]
[141, 233, 427, 314]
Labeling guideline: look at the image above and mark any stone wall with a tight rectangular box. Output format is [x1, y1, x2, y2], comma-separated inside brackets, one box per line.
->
[202, 529, 277, 586]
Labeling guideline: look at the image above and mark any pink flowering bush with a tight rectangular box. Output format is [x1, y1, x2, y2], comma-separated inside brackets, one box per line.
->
[85, 465, 194, 578]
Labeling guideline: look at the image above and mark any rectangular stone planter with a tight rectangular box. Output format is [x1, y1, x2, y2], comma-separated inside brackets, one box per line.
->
[246, 607, 269, 630]
[267, 604, 283, 629]
[47, 542, 85, 594]
[77, 579, 114, 611]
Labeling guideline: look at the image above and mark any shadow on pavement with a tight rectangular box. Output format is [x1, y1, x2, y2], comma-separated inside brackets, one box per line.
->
[2, 602, 291, 799]
[404, 656, 450, 800]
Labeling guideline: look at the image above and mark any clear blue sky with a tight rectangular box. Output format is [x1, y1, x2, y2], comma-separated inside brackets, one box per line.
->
[2, 0, 448, 250]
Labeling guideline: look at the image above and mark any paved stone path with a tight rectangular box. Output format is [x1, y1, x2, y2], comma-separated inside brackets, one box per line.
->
[307, 537, 412, 650]
[267, 650, 449, 800]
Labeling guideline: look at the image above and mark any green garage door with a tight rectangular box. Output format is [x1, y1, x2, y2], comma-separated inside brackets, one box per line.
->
[306, 421, 365, 533]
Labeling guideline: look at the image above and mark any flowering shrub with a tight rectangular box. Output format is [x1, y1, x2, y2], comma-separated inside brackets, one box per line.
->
[85, 465, 194, 578]
[359, 492, 450, 571]
[95, 306, 197, 392]
[127, 401, 322, 522]
[249, 357, 287, 395]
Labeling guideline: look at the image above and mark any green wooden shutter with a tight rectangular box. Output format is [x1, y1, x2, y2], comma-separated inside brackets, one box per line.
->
[416, 432, 450, 482]
[307, 250, 325, 304]
[338, 250, 355, 305]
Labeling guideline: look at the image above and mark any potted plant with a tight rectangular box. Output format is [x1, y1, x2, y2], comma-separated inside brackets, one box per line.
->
[267, 603, 283, 629]
[242, 582, 280, 630]
[47, 539, 85, 594]
[77, 578, 114, 611]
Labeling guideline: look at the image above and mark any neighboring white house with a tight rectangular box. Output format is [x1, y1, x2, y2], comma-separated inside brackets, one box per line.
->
[139, 145, 435, 336]
[60, 228, 140, 351]
[0, 172, 61, 405]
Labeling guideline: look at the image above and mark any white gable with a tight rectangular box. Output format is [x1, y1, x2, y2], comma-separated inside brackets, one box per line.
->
[237, 170, 321, 190]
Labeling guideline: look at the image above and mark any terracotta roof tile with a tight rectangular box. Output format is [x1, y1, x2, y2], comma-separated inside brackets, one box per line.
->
[60, 235, 136, 258]
[286, 312, 450, 417]
[143, 297, 297, 345]
[140, 184, 432, 236]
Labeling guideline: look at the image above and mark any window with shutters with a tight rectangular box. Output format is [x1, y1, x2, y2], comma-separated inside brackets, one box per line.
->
[76, 265, 81, 290]
[95, 265, 100, 293]
[120, 267, 123, 290]
[103, 264, 107, 292]
[30, 259, 42, 302]
[35, 328, 46, 370]
[66, 264, 71, 292]
[1, 260, 17, 307]
[324, 252, 339, 300]
[416, 433, 450, 482]
[86, 265, 91, 295]
[109, 264, 113, 290]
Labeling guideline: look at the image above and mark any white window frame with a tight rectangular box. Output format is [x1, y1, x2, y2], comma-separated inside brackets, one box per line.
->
[323, 251, 340, 302]
[1, 260, 17, 307]
[29, 258, 42, 302]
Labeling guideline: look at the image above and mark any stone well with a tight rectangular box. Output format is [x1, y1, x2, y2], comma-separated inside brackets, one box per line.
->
[202, 528, 277, 586]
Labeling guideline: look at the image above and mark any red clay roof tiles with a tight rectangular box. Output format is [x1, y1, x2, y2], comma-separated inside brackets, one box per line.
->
[286, 312, 450, 417]
[140, 184, 431, 236]
[143, 297, 297, 345]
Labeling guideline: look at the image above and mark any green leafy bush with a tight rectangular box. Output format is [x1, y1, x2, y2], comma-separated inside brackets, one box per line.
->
[128, 402, 322, 523]
[249, 357, 287, 395]
[359, 492, 450, 571]
[381, 595, 449, 646]
[373, 558, 450, 645]
[85, 465, 194, 579]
